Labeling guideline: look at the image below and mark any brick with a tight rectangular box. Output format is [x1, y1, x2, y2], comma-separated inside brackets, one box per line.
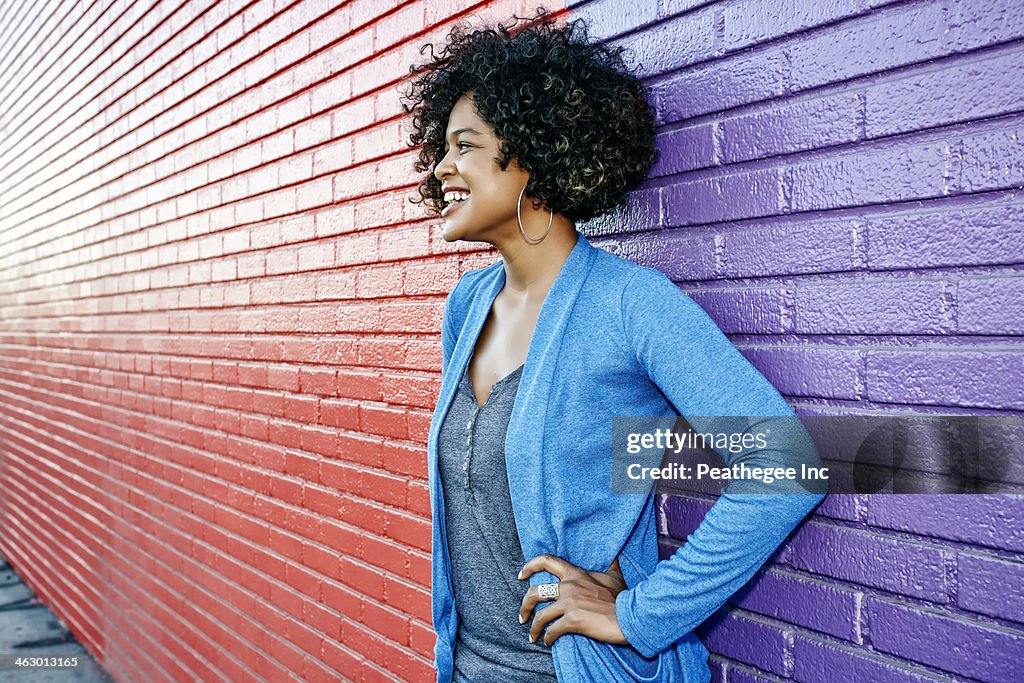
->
[728, 665, 786, 683]
[312, 137, 353, 177]
[379, 441, 426, 479]
[320, 639, 363, 679]
[336, 368, 384, 401]
[299, 367, 339, 396]
[684, 286, 793, 334]
[720, 92, 861, 164]
[331, 432, 383, 470]
[609, 229, 717, 281]
[358, 598, 411, 646]
[352, 264, 399, 299]
[582, 187, 660, 237]
[794, 278, 953, 334]
[335, 306, 383, 334]
[357, 338, 411, 368]
[651, 123, 715, 177]
[382, 575, 431, 624]
[301, 486, 342, 520]
[946, 0, 1024, 52]
[786, 138, 950, 212]
[958, 121, 1024, 194]
[956, 552, 1024, 624]
[317, 269, 357, 299]
[788, 522, 948, 602]
[740, 346, 863, 400]
[336, 231, 378, 266]
[867, 496, 1024, 552]
[569, 0, 659, 41]
[666, 167, 785, 226]
[377, 302, 443, 335]
[866, 46, 1024, 138]
[405, 481, 431, 518]
[372, 2, 425, 52]
[786, 3, 947, 92]
[610, 7, 717, 78]
[867, 598, 1024, 681]
[358, 404, 406, 440]
[808, 493, 864, 523]
[699, 611, 792, 677]
[409, 620, 435, 658]
[402, 260, 460, 296]
[709, 657, 728, 683]
[865, 349, 1024, 410]
[380, 509, 431, 553]
[731, 569, 861, 641]
[792, 634, 951, 683]
[722, 218, 859, 278]
[661, 494, 713, 540]
[724, 0, 873, 52]
[865, 199, 1024, 269]
[317, 398, 360, 429]
[958, 275, 1024, 335]
[654, 51, 788, 124]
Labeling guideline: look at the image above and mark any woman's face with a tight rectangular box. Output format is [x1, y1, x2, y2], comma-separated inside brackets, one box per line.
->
[433, 92, 531, 243]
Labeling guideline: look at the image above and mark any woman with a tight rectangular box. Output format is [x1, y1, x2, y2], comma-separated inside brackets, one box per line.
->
[402, 9, 827, 683]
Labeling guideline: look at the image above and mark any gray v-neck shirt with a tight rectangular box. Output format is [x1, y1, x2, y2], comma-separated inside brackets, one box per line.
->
[437, 362, 558, 682]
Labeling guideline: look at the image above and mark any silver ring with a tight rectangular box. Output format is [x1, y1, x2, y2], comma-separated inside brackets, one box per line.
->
[537, 582, 559, 600]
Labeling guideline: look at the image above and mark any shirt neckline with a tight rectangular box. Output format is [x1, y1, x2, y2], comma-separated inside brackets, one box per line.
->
[460, 363, 525, 409]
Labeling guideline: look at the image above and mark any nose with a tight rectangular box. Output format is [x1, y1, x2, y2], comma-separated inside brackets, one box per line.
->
[434, 145, 456, 182]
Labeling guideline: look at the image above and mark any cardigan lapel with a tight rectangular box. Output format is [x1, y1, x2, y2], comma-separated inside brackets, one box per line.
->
[504, 233, 599, 562]
[426, 232, 600, 634]
[430, 232, 597, 465]
[425, 252, 506, 647]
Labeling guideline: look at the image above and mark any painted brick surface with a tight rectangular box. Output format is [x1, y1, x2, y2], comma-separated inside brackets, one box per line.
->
[788, 523, 948, 602]
[867, 598, 1024, 682]
[956, 552, 1024, 624]
[1, 1, 1022, 682]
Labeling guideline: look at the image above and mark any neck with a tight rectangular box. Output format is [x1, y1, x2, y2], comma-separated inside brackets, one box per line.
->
[494, 219, 579, 296]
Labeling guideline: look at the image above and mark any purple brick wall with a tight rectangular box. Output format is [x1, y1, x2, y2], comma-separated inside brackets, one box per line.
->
[574, 0, 1024, 681]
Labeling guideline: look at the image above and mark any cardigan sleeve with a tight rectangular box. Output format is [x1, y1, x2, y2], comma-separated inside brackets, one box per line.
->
[613, 266, 827, 658]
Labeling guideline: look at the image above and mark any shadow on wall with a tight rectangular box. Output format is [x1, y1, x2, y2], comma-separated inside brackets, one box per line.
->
[0, 554, 113, 682]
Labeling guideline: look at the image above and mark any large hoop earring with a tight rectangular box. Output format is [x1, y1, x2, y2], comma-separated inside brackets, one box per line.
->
[517, 184, 553, 245]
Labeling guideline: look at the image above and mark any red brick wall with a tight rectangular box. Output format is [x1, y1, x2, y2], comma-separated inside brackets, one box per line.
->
[8, 2, 1021, 682]
[0, 1, 550, 681]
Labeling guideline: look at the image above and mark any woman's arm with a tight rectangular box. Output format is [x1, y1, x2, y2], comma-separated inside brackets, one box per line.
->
[613, 266, 827, 658]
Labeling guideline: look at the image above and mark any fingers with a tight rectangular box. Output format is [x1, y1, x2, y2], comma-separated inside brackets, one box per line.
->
[528, 600, 569, 644]
[518, 552, 578, 581]
[519, 579, 561, 624]
[539, 610, 578, 647]
[517, 553, 589, 645]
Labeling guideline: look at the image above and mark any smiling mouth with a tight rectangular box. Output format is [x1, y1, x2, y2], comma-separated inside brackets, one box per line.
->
[441, 197, 469, 218]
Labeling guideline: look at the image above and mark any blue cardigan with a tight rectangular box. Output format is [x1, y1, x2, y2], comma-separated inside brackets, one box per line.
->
[427, 232, 827, 682]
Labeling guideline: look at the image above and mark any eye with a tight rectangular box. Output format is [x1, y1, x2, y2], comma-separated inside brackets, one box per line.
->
[441, 142, 473, 157]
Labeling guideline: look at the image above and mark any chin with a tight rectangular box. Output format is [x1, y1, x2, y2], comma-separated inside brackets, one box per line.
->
[441, 221, 462, 242]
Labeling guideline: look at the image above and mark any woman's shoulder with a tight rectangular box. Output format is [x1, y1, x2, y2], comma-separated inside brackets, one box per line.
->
[450, 259, 503, 297]
[589, 244, 687, 305]
[443, 259, 504, 325]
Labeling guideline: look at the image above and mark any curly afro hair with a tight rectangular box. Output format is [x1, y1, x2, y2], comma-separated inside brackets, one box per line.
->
[401, 7, 658, 223]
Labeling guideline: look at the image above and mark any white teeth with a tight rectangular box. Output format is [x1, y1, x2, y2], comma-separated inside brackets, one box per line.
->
[444, 191, 470, 203]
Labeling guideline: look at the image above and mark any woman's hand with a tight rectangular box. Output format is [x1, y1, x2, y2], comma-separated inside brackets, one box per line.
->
[517, 553, 629, 647]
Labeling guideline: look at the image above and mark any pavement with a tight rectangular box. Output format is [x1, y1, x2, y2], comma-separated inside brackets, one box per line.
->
[0, 554, 113, 683]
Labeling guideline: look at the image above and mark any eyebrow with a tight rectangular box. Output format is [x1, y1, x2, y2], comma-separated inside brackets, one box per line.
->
[445, 127, 483, 141]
